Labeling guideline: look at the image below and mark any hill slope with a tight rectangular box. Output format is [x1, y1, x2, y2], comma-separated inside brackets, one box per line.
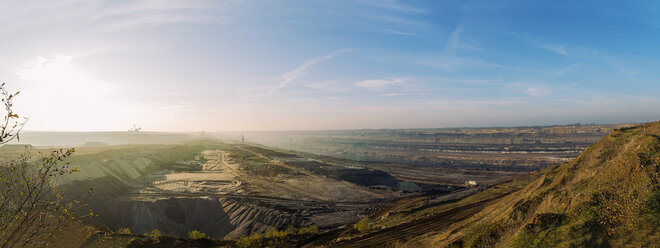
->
[335, 122, 659, 247]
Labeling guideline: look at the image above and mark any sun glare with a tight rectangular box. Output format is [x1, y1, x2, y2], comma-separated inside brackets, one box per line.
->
[16, 55, 121, 130]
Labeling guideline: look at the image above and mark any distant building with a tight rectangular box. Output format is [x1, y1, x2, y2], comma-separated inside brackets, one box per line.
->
[129, 124, 142, 133]
[465, 180, 478, 186]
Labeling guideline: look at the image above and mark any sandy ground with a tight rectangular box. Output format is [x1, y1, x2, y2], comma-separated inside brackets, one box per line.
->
[136, 148, 394, 202]
[139, 150, 243, 196]
[233, 146, 396, 202]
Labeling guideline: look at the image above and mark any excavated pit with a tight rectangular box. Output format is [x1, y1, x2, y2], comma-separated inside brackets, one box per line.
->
[57, 143, 400, 238]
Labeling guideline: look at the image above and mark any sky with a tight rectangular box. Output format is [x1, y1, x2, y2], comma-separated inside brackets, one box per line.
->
[1, 0, 659, 132]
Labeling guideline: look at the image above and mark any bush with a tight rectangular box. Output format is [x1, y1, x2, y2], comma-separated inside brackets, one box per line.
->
[354, 218, 372, 233]
[264, 228, 289, 239]
[237, 225, 319, 247]
[188, 230, 206, 239]
[298, 225, 319, 235]
[116, 227, 132, 234]
[145, 229, 163, 241]
[264, 225, 297, 245]
[236, 233, 262, 248]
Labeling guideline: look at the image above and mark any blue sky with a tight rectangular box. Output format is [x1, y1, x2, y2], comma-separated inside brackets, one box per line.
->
[1, 0, 659, 131]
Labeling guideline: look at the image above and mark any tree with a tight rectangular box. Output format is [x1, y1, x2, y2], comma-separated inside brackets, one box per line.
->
[0, 83, 78, 247]
[0, 83, 26, 144]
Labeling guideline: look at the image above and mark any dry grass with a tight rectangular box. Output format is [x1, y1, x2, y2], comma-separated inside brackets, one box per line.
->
[389, 122, 660, 247]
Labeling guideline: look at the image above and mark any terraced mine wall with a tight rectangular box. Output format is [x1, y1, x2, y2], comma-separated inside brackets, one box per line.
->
[51, 143, 305, 239]
[236, 124, 629, 170]
[83, 196, 302, 238]
[276, 158, 400, 188]
[48, 142, 407, 239]
[3, 139, 527, 240]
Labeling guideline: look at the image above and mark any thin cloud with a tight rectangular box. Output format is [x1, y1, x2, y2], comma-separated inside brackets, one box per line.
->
[415, 56, 504, 71]
[361, 14, 430, 30]
[357, 0, 428, 13]
[103, 13, 217, 30]
[542, 44, 568, 55]
[101, 0, 209, 15]
[507, 82, 552, 97]
[0, 0, 228, 32]
[539, 43, 597, 58]
[425, 98, 528, 108]
[540, 43, 641, 76]
[97, 0, 226, 30]
[355, 78, 406, 92]
[553, 63, 582, 76]
[443, 21, 485, 53]
[429, 77, 495, 86]
[407, 22, 494, 71]
[444, 23, 463, 54]
[302, 81, 354, 93]
[269, 49, 351, 94]
[525, 87, 549, 97]
[380, 29, 418, 36]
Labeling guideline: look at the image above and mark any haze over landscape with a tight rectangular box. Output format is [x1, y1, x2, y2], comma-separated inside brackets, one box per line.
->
[2, 1, 659, 131]
[0, 1, 658, 248]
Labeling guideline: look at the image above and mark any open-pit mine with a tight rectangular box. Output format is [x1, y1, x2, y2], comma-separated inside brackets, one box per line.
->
[0, 124, 630, 246]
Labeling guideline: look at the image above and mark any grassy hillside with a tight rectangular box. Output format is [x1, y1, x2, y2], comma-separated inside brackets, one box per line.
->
[333, 122, 658, 248]
[415, 122, 659, 247]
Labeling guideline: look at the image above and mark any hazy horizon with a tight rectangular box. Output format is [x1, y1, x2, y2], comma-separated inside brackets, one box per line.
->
[2, 1, 659, 132]
[18, 120, 637, 133]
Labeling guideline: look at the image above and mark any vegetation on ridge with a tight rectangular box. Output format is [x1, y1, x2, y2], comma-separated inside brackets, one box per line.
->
[328, 122, 659, 248]
[0, 83, 80, 247]
[425, 122, 659, 247]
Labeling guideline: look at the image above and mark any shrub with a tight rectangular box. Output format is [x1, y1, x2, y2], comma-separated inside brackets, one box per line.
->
[116, 227, 132, 235]
[238, 225, 319, 247]
[188, 230, 206, 239]
[264, 225, 297, 245]
[264, 228, 288, 239]
[236, 233, 262, 248]
[145, 229, 163, 241]
[298, 225, 319, 235]
[354, 218, 372, 233]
